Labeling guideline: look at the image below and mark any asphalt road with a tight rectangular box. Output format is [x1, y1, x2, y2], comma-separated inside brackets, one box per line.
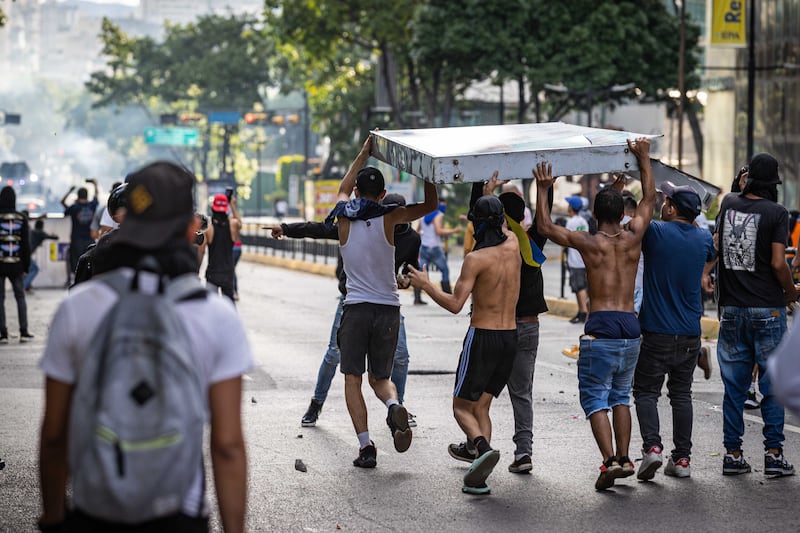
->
[1, 256, 799, 533]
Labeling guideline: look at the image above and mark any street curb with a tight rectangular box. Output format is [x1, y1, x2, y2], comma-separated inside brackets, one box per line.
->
[543, 296, 720, 340]
[243, 253, 720, 340]
[243, 252, 337, 277]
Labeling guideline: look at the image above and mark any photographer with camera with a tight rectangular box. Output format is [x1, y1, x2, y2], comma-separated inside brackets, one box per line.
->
[61, 178, 99, 285]
[205, 188, 241, 302]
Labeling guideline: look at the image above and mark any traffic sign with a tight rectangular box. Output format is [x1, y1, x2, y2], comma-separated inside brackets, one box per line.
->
[208, 111, 242, 125]
[144, 127, 199, 146]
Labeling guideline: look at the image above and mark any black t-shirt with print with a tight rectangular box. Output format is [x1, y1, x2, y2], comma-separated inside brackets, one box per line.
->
[717, 194, 789, 308]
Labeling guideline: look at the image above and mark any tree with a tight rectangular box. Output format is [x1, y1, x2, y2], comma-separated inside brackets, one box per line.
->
[86, 15, 277, 183]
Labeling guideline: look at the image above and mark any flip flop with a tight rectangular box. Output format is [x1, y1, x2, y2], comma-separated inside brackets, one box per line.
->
[462, 483, 491, 495]
[463, 449, 500, 487]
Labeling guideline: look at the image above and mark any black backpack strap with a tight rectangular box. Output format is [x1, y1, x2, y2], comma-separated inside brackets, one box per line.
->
[166, 274, 208, 303]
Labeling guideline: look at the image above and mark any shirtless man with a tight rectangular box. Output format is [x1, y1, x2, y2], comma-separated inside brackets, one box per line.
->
[334, 135, 437, 468]
[533, 137, 655, 491]
[409, 194, 521, 495]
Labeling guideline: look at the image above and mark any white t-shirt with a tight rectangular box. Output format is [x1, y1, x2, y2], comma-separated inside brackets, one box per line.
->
[99, 207, 119, 230]
[420, 212, 443, 249]
[40, 271, 254, 517]
[622, 215, 644, 291]
[565, 214, 587, 268]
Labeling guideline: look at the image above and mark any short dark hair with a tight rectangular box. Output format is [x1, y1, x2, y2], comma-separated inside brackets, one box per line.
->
[623, 196, 637, 213]
[593, 188, 624, 225]
[77, 187, 88, 200]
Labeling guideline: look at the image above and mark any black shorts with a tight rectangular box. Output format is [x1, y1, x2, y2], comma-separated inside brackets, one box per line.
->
[569, 267, 588, 292]
[453, 327, 518, 401]
[338, 303, 400, 378]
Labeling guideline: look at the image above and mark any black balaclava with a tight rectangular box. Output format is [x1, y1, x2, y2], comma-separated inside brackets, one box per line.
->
[470, 195, 507, 250]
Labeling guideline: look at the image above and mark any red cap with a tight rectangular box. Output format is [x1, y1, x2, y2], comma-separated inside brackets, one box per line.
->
[212, 193, 229, 213]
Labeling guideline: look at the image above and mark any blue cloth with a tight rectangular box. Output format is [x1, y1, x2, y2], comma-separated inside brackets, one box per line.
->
[584, 311, 640, 339]
[419, 244, 450, 283]
[577, 336, 640, 417]
[313, 295, 410, 404]
[324, 198, 398, 231]
[639, 221, 715, 336]
[717, 306, 787, 451]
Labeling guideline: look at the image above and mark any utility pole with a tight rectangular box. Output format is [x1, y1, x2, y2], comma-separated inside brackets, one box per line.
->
[677, 0, 686, 170]
[746, 0, 756, 161]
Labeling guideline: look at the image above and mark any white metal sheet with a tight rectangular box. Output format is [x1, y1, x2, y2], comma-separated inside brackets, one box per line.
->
[371, 122, 658, 184]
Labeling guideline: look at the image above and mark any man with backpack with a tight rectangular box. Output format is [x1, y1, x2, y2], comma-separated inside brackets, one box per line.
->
[38, 162, 252, 532]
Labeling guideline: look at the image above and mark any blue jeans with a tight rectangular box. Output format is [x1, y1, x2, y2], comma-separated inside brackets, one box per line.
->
[506, 320, 540, 457]
[23, 260, 39, 290]
[419, 245, 449, 283]
[577, 336, 640, 417]
[717, 306, 787, 452]
[313, 295, 411, 404]
[232, 244, 242, 293]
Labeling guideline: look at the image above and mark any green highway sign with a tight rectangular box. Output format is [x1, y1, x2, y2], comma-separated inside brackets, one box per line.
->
[144, 126, 199, 146]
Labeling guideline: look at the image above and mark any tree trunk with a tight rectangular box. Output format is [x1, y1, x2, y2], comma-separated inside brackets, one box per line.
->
[379, 46, 405, 128]
[516, 75, 528, 124]
[686, 105, 704, 171]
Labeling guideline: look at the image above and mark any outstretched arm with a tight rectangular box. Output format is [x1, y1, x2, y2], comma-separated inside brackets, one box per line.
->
[407, 256, 477, 314]
[60, 187, 75, 209]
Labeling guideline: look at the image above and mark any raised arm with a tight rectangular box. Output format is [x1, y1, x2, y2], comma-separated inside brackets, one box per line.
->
[407, 254, 478, 314]
[627, 138, 655, 236]
[338, 135, 373, 202]
[60, 187, 75, 209]
[390, 181, 438, 224]
[533, 162, 591, 250]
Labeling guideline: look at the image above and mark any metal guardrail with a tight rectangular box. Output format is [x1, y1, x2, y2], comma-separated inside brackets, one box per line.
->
[240, 223, 339, 265]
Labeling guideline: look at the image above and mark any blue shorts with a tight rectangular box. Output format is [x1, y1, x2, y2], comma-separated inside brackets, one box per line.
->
[577, 336, 640, 417]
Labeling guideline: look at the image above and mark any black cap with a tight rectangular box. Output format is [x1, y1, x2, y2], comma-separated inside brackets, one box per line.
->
[383, 192, 406, 206]
[114, 162, 195, 250]
[498, 192, 525, 223]
[356, 167, 385, 197]
[747, 153, 781, 185]
[659, 181, 701, 220]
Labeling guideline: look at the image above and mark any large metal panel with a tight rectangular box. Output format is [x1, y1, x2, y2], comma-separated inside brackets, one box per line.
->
[371, 122, 658, 184]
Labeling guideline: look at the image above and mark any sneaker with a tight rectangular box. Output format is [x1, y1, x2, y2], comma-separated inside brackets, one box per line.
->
[618, 456, 635, 478]
[637, 446, 663, 480]
[508, 454, 532, 474]
[569, 314, 583, 324]
[407, 411, 417, 428]
[697, 346, 712, 380]
[744, 391, 760, 409]
[722, 452, 752, 475]
[595, 458, 622, 491]
[300, 399, 324, 427]
[0, 335, 7, 344]
[19, 331, 34, 343]
[664, 457, 691, 478]
[561, 344, 579, 359]
[764, 452, 795, 478]
[353, 442, 377, 468]
[448, 441, 477, 463]
[413, 299, 428, 305]
[387, 404, 412, 452]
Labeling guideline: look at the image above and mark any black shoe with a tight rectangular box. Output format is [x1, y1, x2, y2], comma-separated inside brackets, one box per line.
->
[353, 442, 377, 468]
[441, 281, 452, 294]
[744, 390, 760, 410]
[19, 331, 34, 343]
[448, 441, 477, 463]
[0, 457, 4, 470]
[301, 399, 324, 427]
[387, 404, 412, 452]
[508, 454, 532, 473]
[569, 312, 587, 324]
[0, 331, 7, 344]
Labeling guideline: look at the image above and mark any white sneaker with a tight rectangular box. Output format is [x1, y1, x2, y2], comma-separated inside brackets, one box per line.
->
[637, 445, 663, 480]
[664, 456, 691, 478]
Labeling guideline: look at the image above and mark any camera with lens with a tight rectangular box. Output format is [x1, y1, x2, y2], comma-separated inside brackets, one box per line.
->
[194, 213, 209, 246]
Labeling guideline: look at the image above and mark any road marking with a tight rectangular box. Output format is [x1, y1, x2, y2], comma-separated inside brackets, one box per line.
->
[707, 404, 800, 434]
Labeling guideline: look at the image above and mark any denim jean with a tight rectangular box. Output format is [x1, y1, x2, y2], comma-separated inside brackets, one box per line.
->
[23, 260, 39, 290]
[419, 245, 450, 283]
[577, 336, 640, 417]
[506, 320, 540, 457]
[314, 295, 410, 404]
[0, 273, 27, 332]
[633, 333, 700, 459]
[717, 306, 787, 452]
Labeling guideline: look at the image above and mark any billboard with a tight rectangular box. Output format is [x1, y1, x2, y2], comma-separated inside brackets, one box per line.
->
[710, 0, 747, 47]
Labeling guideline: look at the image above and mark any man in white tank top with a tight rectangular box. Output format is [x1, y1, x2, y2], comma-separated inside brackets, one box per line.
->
[333, 135, 438, 468]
